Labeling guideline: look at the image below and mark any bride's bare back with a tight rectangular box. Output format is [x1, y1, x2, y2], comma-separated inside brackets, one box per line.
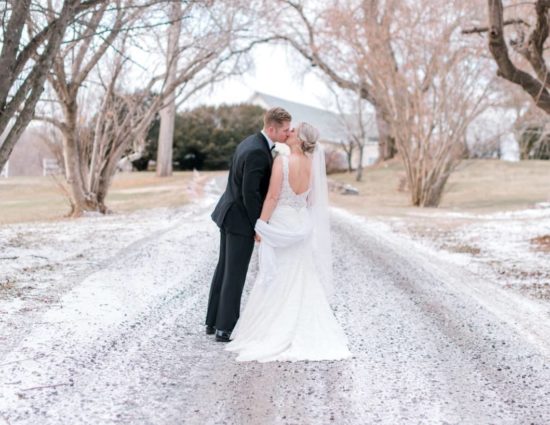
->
[287, 153, 312, 195]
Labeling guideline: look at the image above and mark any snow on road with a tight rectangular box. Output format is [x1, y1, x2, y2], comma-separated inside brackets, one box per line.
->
[0, 179, 549, 424]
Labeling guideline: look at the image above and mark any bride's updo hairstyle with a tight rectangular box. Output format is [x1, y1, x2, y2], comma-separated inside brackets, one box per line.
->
[297, 122, 319, 154]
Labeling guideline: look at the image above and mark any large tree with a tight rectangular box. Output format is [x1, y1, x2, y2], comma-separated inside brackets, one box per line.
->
[155, 0, 262, 177]
[36, 0, 258, 216]
[268, 0, 398, 162]
[39, 1, 148, 215]
[485, 0, 550, 114]
[463, 1, 550, 159]
[0, 0, 107, 172]
[271, 0, 491, 206]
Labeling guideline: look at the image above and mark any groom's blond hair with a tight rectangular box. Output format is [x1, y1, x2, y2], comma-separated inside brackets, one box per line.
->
[263, 107, 292, 128]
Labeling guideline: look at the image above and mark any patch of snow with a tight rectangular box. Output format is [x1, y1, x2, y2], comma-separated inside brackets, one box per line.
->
[332, 207, 550, 357]
[0, 180, 549, 424]
[372, 206, 550, 296]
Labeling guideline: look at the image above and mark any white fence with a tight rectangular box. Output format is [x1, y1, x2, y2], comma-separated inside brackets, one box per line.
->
[42, 158, 62, 176]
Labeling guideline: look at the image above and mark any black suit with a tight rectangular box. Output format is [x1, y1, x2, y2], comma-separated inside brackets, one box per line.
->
[206, 132, 273, 331]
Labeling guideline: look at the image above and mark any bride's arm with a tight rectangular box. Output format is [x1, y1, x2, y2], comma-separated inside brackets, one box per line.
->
[259, 156, 283, 223]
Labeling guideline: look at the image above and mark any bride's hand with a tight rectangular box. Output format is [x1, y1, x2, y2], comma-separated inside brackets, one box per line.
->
[254, 232, 261, 243]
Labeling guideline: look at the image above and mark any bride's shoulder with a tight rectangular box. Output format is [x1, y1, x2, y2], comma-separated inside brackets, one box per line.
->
[272, 155, 285, 170]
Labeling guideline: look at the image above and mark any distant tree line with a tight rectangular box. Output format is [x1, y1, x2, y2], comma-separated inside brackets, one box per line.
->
[134, 103, 265, 171]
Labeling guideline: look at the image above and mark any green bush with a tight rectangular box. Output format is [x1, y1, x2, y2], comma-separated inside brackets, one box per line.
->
[136, 103, 265, 171]
[517, 125, 550, 160]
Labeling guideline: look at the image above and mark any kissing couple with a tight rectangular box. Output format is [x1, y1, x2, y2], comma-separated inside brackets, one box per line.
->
[205, 107, 351, 363]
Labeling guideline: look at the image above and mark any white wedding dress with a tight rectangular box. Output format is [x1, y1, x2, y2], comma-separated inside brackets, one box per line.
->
[225, 154, 352, 362]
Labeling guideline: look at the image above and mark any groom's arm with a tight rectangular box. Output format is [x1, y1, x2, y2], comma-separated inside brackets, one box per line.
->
[242, 150, 269, 228]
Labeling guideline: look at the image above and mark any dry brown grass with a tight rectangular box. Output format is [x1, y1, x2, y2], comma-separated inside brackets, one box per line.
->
[516, 282, 550, 300]
[1, 160, 548, 225]
[0, 171, 201, 225]
[329, 159, 550, 217]
[531, 235, 550, 252]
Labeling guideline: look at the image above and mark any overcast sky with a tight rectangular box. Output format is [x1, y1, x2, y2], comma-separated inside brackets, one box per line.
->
[195, 44, 334, 111]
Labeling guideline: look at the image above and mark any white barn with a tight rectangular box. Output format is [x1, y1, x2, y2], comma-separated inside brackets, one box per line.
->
[249, 92, 379, 168]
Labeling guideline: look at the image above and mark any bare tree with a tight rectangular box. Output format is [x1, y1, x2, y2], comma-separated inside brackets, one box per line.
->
[372, 0, 491, 206]
[271, 0, 490, 206]
[35, 0, 257, 215]
[0, 0, 107, 172]
[485, 0, 550, 114]
[267, 0, 397, 162]
[85, 58, 153, 211]
[154, 0, 261, 177]
[331, 86, 375, 181]
[482, 0, 550, 159]
[340, 137, 355, 174]
[462, 1, 550, 159]
[36, 1, 147, 215]
[349, 99, 373, 182]
[327, 87, 354, 173]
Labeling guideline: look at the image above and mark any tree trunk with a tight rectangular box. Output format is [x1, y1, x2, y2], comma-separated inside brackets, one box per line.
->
[344, 142, 354, 172]
[96, 147, 123, 214]
[404, 150, 457, 208]
[355, 144, 364, 181]
[419, 172, 452, 207]
[62, 103, 96, 216]
[374, 106, 397, 161]
[487, 0, 550, 115]
[156, 1, 181, 177]
[156, 98, 176, 176]
[0, 0, 77, 171]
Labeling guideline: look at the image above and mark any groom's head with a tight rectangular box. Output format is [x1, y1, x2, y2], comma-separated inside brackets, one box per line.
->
[263, 107, 292, 143]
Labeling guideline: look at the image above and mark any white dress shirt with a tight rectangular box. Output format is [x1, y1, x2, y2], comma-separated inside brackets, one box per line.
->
[261, 130, 275, 151]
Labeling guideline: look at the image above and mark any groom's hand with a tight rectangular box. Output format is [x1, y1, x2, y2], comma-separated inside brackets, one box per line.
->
[254, 232, 261, 243]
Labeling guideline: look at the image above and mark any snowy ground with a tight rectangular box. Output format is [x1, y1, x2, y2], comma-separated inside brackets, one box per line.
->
[379, 206, 550, 300]
[0, 178, 549, 424]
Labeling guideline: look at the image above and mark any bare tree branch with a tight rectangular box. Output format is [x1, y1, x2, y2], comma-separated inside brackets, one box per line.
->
[486, 0, 550, 113]
[0, 0, 110, 171]
[462, 18, 529, 34]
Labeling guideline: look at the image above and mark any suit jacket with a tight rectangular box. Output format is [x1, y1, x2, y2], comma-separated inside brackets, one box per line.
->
[211, 132, 273, 236]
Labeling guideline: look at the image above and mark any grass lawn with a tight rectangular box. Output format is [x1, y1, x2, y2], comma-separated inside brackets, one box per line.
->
[1, 160, 548, 225]
[329, 159, 550, 217]
[0, 171, 199, 225]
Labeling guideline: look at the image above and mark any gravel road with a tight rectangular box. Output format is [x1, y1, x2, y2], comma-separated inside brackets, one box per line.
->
[1, 181, 549, 425]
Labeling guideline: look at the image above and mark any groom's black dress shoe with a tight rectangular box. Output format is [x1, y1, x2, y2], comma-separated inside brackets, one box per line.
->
[206, 325, 215, 335]
[215, 329, 231, 342]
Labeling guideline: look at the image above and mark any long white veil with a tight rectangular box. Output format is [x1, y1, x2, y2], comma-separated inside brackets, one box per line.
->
[254, 141, 334, 300]
[308, 143, 334, 301]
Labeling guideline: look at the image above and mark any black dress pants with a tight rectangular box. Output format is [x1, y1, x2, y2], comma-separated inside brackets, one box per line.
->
[205, 229, 254, 331]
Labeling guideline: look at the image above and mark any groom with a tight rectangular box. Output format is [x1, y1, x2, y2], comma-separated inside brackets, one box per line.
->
[206, 107, 292, 342]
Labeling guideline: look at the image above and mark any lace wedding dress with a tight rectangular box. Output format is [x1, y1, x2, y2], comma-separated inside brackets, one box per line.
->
[225, 154, 352, 362]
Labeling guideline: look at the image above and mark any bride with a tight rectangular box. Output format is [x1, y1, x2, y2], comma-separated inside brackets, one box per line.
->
[225, 122, 352, 362]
